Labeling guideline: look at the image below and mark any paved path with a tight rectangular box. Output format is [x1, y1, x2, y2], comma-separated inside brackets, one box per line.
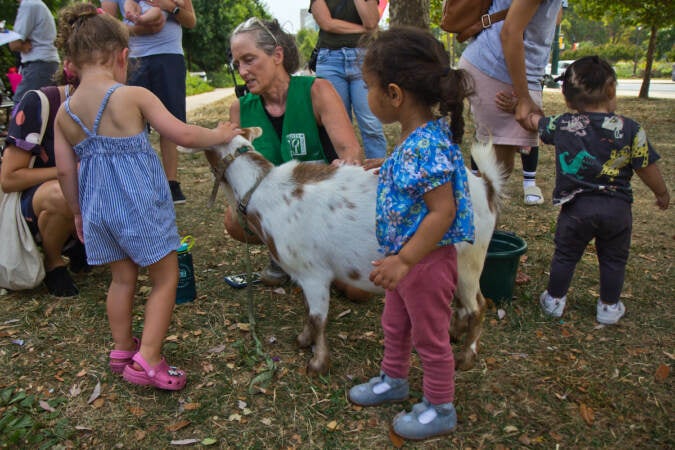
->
[186, 87, 235, 113]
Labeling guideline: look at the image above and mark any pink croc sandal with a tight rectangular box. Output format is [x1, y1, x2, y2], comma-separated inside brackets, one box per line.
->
[122, 352, 186, 391]
[109, 337, 140, 374]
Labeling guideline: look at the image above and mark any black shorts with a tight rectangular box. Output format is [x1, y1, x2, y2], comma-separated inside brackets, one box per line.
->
[128, 53, 187, 122]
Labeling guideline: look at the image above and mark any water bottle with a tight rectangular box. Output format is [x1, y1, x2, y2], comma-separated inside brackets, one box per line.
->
[176, 236, 196, 304]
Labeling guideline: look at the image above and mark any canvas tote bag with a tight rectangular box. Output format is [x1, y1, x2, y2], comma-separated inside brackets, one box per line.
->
[0, 90, 51, 290]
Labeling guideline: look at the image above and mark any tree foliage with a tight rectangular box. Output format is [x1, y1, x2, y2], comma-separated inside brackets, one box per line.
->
[573, 0, 675, 97]
[183, 0, 269, 72]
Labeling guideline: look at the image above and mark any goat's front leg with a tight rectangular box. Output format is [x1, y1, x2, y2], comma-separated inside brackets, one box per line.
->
[296, 278, 332, 375]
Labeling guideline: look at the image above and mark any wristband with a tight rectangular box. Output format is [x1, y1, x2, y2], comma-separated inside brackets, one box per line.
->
[171, 6, 180, 15]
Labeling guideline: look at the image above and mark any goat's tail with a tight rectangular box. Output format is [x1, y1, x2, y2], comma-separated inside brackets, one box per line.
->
[470, 138, 506, 215]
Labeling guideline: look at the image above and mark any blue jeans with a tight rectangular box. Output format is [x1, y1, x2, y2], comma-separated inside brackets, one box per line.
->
[316, 47, 387, 159]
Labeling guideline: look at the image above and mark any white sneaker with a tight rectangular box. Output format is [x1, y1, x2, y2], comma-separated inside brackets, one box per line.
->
[540, 290, 566, 318]
[596, 300, 626, 325]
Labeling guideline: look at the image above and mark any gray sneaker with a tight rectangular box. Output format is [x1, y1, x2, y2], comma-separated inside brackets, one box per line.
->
[392, 397, 457, 440]
[540, 290, 566, 318]
[596, 300, 626, 325]
[260, 258, 290, 286]
[348, 372, 409, 406]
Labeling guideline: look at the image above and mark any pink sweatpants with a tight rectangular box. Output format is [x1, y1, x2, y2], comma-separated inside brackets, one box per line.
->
[380, 245, 458, 405]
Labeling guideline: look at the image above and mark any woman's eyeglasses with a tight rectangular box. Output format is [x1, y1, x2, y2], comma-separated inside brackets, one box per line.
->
[234, 17, 279, 47]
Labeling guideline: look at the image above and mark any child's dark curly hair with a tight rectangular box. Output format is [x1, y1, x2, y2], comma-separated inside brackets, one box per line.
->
[56, 3, 128, 69]
[559, 56, 616, 111]
[362, 26, 474, 144]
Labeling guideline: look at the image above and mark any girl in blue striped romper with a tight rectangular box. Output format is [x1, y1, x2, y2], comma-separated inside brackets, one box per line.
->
[53, 3, 242, 390]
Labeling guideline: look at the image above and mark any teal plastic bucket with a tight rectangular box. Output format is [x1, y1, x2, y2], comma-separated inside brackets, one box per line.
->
[479, 231, 527, 305]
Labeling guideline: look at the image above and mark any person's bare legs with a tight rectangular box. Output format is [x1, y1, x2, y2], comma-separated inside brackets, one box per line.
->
[494, 144, 518, 178]
[160, 135, 178, 182]
[33, 180, 75, 271]
[107, 258, 139, 355]
[136, 252, 179, 367]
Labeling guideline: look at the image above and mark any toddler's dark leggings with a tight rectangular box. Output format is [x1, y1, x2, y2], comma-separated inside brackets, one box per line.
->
[547, 194, 632, 304]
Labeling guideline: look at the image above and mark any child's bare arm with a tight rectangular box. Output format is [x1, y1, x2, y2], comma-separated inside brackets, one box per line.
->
[635, 163, 670, 210]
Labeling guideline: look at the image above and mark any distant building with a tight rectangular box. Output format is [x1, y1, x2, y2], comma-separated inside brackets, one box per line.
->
[300, 8, 318, 31]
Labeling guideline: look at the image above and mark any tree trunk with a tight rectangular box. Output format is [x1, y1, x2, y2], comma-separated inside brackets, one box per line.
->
[638, 24, 657, 99]
[389, 0, 429, 28]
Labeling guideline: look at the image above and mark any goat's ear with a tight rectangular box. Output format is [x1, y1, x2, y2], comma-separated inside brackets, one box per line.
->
[242, 126, 263, 142]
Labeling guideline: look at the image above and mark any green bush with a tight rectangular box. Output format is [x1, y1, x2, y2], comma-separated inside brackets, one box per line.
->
[185, 73, 213, 96]
[206, 68, 238, 89]
[611, 60, 672, 79]
[561, 43, 635, 63]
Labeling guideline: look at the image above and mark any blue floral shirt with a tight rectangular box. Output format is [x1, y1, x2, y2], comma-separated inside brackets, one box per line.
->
[376, 118, 474, 255]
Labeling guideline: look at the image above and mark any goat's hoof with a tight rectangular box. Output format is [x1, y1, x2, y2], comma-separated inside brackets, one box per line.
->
[306, 357, 330, 376]
[297, 333, 313, 349]
[455, 352, 477, 371]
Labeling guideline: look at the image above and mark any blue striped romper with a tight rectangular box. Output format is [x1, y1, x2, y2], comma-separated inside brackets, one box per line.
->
[64, 83, 180, 267]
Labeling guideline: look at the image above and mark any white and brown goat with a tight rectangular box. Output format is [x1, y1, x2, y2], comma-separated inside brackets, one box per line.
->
[189, 128, 502, 375]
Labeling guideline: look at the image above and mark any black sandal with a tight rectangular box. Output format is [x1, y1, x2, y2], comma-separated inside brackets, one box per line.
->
[63, 241, 91, 273]
[44, 266, 79, 297]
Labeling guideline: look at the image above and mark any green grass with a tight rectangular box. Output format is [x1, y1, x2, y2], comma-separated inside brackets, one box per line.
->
[1, 92, 673, 448]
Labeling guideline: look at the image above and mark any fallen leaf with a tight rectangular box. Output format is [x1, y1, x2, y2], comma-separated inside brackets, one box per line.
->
[518, 434, 531, 445]
[238, 400, 247, 410]
[191, 330, 202, 336]
[326, 420, 338, 431]
[497, 309, 506, 320]
[165, 420, 191, 432]
[208, 344, 227, 353]
[182, 402, 200, 411]
[228, 413, 242, 422]
[515, 271, 530, 285]
[39, 400, 56, 412]
[655, 364, 670, 382]
[75, 425, 92, 431]
[272, 287, 286, 295]
[170, 439, 200, 445]
[134, 430, 146, 441]
[165, 334, 179, 342]
[561, 328, 572, 338]
[92, 398, 105, 408]
[389, 427, 405, 448]
[336, 309, 351, 319]
[128, 406, 145, 417]
[87, 381, 101, 404]
[261, 418, 272, 426]
[201, 438, 217, 446]
[485, 357, 497, 366]
[503, 425, 519, 433]
[579, 403, 594, 425]
[76, 369, 87, 378]
[237, 323, 250, 332]
[69, 383, 81, 397]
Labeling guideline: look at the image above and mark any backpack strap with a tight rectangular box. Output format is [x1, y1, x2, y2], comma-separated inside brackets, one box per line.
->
[22, 88, 54, 169]
[457, 6, 510, 43]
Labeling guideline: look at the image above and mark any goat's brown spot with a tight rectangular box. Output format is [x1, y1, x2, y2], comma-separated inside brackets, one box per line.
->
[292, 163, 337, 184]
[347, 269, 361, 281]
[292, 186, 305, 199]
[290, 164, 338, 200]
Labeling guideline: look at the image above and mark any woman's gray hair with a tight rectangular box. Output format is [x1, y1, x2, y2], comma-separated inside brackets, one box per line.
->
[231, 17, 300, 75]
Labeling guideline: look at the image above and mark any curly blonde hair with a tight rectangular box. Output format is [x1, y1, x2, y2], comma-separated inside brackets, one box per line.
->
[56, 3, 128, 69]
